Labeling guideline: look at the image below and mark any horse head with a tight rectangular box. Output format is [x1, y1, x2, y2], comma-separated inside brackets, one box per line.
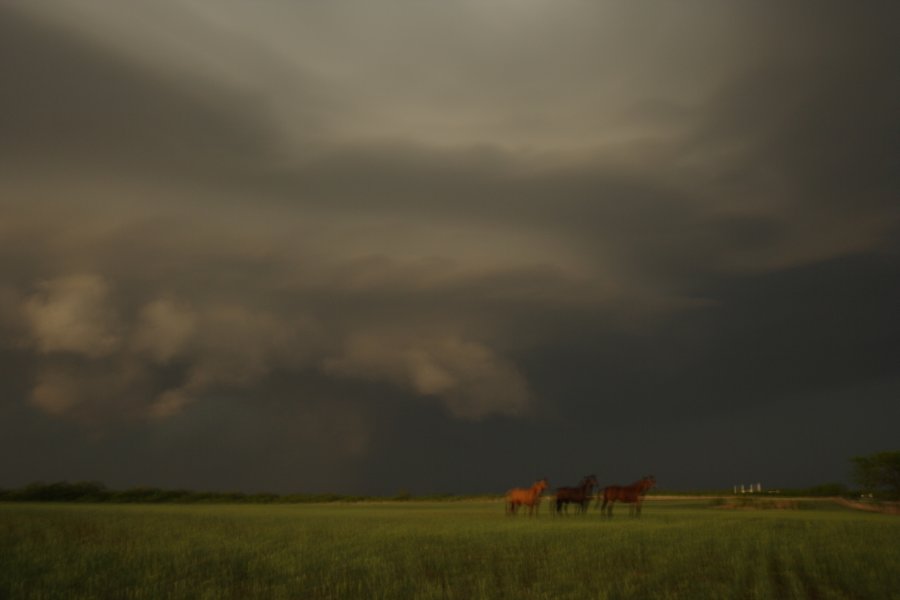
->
[581, 474, 598, 491]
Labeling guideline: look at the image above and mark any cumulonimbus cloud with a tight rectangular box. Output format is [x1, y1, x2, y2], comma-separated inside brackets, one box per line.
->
[131, 297, 196, 364]
[143, 304, 316, 419]
[323, 333, 532, 420]
[17, 272, 535, 425]
[23, 274, 121, 358]
[4, 1, 897, 461]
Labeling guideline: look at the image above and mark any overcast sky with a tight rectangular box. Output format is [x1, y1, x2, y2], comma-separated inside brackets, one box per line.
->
[1, 1, 898, 495]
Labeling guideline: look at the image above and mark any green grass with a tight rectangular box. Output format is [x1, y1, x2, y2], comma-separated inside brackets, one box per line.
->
[1, 499, 898, 599]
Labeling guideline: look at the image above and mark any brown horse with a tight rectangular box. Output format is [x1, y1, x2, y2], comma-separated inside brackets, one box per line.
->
[506, 478, 548, 516]
[597, 475, 655, 518]
[553, 474, 598, 515]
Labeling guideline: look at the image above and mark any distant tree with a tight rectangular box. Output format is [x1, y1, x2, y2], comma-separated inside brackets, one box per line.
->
[804, 483, 849, 497]
[851, 451, 900, 499]
[392, 489, 412, 501]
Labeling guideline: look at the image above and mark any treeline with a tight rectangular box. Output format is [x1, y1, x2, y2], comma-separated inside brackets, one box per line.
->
[0, 482, 478, 504]
[647, 484, 855, 498]
[0, 481, 868, 504]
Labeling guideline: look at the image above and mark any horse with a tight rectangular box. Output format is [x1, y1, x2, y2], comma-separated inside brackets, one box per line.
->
[597, 475, 656, 518]
[553, 474, 598, 515]
[506, 478, 548, 516]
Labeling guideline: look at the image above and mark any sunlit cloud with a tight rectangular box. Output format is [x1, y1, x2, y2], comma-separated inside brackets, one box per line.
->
[24, 275, 121, 358]
[323, 333, 532, 420]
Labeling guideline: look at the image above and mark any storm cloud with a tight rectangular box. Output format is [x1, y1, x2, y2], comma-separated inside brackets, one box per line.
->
[1, 0, 898, 494]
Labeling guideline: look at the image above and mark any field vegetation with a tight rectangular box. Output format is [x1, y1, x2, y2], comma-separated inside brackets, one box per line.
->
[2, 499, 898, 599]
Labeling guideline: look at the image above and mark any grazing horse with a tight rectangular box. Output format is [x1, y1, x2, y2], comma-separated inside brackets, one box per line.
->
[506, 478, 548, 516]
[553, 474, 598, 515]
[597, 475, 656, 518]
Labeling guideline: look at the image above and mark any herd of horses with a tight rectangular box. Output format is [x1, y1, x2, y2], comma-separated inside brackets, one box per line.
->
[505, 475, 656, 518]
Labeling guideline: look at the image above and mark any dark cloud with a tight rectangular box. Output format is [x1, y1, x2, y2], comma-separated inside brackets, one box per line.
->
[1, 1, 898, 494]
[0, 7, 285, 178]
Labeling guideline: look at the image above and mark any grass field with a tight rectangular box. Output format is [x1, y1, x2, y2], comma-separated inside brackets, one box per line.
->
[2, 499, 898, 599]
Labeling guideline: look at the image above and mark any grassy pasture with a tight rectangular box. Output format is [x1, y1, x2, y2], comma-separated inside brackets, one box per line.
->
[1, 499, 898, 599]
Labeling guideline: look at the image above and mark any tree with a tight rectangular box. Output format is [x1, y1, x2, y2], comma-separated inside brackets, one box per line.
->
[851, 451, 900, 499]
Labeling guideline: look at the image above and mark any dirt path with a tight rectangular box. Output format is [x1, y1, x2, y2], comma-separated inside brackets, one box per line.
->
[832, 497, 900, 515]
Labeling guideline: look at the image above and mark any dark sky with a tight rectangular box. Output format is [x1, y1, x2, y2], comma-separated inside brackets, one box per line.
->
[2, 1, 898, 495]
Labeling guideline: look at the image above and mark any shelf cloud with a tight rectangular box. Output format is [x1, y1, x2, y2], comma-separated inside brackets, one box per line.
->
[1, 0, 898, 494]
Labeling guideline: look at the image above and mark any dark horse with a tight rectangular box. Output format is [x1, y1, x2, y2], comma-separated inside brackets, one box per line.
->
[597, 475, 656, 518]
[553, 474, 598, 515]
